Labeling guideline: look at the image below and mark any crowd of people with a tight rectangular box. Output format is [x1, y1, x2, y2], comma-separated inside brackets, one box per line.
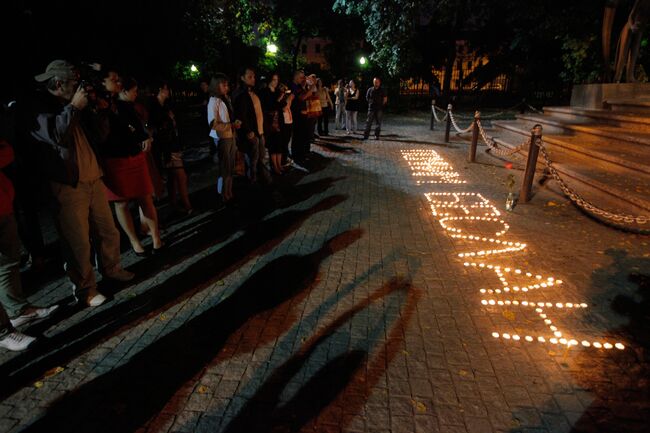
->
[0, 59, 388, 352]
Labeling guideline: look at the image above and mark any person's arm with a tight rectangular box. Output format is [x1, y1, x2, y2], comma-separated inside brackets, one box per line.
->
[366, 88, 372, 102]
[30, 88, 87, 147]
[212, 99, 232, 136]
[350, 89, 359, 100]
[326, 91, 334, 108]
[233, 92, 255, 138]
[0, 139, 14, 169]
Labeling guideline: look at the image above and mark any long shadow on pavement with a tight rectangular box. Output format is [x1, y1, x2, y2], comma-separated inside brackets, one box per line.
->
[16, 175, 344, 339]
[0, 194, 348, 402]
[18, 229, 363, 433]
[220, 276, 421, 433]
[569, 250, 650, 433]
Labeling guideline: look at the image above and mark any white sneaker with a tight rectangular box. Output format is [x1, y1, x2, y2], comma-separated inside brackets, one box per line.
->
[10, 305, 60, 327]
[0, 331, 36, 351]
[88, 294, 107, 307]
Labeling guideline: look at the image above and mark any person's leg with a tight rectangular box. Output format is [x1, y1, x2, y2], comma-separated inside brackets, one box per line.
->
[88, 179, 127, 277]
[167, 170, 177, 208]
[345, 111, 352, 133]
[0, 214, 28, 318]
[51, 182, 99, 301]
[323, 108, 330, 135]
[364, 110, 374, 139]
[175, 168, 192, 212]
[317, 115, 323, 135]
[352, 111, 358, 132]
[222, 137, 236, 200]
[113, 200, 145, 254]
[375, 110, 384, 138]
[137, 196, 162, 249]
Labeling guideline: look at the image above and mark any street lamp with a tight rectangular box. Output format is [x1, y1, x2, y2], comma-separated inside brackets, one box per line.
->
[359, 56, 367, 66]
[267, 43, 279, 55]
[190, 64, 198, 72]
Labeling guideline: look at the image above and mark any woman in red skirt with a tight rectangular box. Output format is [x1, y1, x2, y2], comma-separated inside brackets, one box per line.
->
[100, 74, 163, 255]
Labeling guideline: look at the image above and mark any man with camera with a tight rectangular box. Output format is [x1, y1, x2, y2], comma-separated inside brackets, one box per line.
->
[29, 60, 133, 307]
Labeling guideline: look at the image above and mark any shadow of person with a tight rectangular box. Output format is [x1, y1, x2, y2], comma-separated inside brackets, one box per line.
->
[18, 229, 363, 433]
[568, 249, 650, 432]
[221, 276, 420, 433]
[0, 195, 349, 401]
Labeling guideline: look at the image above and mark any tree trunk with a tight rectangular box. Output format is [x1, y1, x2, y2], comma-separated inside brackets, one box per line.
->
[292, 33, 304, 72]
[442, 41, 457, 102]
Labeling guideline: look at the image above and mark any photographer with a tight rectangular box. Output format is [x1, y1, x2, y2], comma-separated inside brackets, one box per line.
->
[30, 60, 134, 307]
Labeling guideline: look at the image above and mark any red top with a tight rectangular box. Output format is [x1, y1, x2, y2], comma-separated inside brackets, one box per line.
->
[0, 139, 15, 215]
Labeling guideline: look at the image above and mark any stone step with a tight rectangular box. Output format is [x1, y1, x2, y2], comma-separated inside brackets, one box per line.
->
[606, 98, 650, 115]
[470, 128, 650, 217]
[493, 120, 650, 174]
[543, 106, 650, 132]
[515, 114, 650, 147]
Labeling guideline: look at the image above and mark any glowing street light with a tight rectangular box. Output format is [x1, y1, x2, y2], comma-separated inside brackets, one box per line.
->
[267, 43, 279, 55]
[190, 64, 198, 72]
[359, 56, 367, 65]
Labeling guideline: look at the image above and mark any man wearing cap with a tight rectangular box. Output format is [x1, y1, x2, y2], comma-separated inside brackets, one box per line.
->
[30, 60, 133, 307]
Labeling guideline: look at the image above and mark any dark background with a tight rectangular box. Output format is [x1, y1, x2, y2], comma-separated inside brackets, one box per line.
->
[0, 0, 196, 100]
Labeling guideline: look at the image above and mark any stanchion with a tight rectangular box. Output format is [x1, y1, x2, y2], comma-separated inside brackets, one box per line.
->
[469, 111, 480, 162]
[444, 104, 452, 143]
[520, 124, 543, 203]
[430, 99, 435, 131]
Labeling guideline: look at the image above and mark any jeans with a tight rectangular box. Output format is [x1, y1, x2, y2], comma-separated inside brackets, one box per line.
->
[364, 109, 384, 138]
[0, 214, 27, 324]
[50, 179, 123, 301]
[335, 104, 346, 130]
[345, 110, 358, 132]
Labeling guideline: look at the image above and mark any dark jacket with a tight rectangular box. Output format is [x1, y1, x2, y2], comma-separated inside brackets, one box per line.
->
[99, 99, 148, 158]
[232, 85, 261, 140]
[146, 97, 181, 161]
[28, 90, 104, 186]
[259, 87, 289, 131]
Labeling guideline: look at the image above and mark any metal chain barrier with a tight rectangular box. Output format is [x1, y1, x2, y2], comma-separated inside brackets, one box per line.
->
[536, 138, 648, 225]
[475, 119, 527, 157]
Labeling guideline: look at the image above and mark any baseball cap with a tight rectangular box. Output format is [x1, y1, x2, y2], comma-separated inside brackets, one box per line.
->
[34, 60, 77, 82]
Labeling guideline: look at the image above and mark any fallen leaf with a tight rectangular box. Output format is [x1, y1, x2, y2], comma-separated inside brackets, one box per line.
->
[412, 399, 427, 413]
[217, 280, 225, 286]
[160, 314, 167, 321]
[43, 366, 65, 378]
[546, 201, 558, 207]
[458, 369, 469, 376]
[34, 381, 44, 388]
[402, 350, 409, 356]
[197, 385, 209, 394]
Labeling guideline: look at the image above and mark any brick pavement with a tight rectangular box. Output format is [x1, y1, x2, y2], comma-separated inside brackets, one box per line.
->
[0, 114, 648, 433]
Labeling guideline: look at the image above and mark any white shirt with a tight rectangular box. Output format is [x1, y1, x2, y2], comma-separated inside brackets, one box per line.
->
[207, 96, 231, 140]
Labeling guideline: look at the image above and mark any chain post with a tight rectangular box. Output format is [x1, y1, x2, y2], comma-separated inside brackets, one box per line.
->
[469, 110, 480, 162]
[444, 104, 452, 143]
[520, 124, 542, 203]
[430, 99, 435, 130]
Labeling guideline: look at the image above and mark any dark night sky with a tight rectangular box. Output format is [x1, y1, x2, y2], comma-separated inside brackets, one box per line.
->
[0, 0, 197, 100]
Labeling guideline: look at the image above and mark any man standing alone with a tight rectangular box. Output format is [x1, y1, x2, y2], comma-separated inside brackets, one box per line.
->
[363, 77, 388, 140]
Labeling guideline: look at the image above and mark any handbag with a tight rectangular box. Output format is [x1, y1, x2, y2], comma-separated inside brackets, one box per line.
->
[302, 94, 322, 118]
